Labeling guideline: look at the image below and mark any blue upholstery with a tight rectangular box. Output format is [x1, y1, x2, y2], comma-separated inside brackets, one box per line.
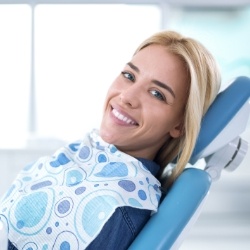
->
[129, 168, 211, 250]
[129, 76, 250, 250]
[191, 76, 250, 163]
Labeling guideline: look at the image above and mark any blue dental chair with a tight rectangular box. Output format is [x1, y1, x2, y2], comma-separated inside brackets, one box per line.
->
[129, 76, 250, 250]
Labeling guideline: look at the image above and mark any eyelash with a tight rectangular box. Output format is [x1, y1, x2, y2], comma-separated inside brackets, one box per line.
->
[149, 89, 166, 102]
[121, 71, 167, 103]
[121, 71, 135, 82]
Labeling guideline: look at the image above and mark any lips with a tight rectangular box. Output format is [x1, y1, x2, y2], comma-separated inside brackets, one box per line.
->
[111, 108, 138, 125]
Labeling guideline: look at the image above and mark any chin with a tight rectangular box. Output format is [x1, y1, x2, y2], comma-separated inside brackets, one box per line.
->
[99, 128, 115, 144]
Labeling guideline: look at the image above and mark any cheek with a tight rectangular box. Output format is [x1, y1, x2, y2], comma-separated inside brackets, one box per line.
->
[105, 78, 122, 98]
[147, 106, 182, 131]
[103, 84, 117, 106]
[102, 93, 109, 112]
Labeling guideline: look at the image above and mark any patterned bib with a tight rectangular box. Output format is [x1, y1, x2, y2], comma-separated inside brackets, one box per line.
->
[0, 129, 161, 249]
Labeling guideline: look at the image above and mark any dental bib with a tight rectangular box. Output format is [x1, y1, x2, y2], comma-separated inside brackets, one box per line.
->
[0, 130, 161, 249]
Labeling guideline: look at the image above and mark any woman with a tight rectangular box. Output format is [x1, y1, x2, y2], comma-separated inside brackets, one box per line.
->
[1, 30, 221, 250]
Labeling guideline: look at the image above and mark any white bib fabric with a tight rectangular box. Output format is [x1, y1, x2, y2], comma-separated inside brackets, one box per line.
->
[0, 130, 161, 250]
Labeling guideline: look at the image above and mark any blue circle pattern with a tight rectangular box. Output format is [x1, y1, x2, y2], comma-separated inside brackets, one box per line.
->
[118, 180, 136, 192]
[0, 130, 161, 249]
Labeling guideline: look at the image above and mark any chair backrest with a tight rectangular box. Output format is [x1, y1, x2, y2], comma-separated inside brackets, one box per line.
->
[129, 76, 250, 250]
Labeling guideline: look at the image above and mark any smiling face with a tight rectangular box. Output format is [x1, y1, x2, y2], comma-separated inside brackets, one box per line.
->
[100, 45, 189, 160]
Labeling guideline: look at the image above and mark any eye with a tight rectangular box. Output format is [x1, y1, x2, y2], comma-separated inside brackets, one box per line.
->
[150, 89, 166, 102]
[121, 71, 135, 82]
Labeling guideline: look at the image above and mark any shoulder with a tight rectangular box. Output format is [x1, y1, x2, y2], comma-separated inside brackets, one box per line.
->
[118, 206, 152, 235]
[86, 206, 151, 250]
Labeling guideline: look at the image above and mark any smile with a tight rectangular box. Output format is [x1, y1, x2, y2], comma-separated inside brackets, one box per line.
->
[112, 108, 138, 125]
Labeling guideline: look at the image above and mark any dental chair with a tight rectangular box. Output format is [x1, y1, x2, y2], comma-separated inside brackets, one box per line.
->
[129, 76, 250, 250]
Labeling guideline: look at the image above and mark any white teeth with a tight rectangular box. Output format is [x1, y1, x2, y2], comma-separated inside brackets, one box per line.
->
[112, 109, 136, 125]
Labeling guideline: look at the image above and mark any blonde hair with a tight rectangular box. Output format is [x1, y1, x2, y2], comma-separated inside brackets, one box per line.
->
[134, 30, 221, 188]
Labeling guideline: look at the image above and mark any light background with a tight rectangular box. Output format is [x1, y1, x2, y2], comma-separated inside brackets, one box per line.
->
[0, 2, 249, 249]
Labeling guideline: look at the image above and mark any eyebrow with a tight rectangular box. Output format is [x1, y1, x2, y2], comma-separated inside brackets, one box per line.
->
[127, 62, 176, 98]
[127, 62, 140, 72]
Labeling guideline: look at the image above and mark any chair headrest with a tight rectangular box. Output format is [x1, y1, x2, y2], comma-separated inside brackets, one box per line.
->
[190, 76, 250, 164]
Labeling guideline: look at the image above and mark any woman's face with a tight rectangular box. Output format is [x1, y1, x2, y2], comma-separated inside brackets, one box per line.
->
[100, 44, 189, 160]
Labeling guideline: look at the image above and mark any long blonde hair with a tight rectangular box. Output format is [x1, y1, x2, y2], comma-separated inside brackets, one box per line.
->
[134, 30, 221, 188]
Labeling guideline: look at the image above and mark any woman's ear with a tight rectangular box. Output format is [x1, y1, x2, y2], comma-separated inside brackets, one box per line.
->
[169, 123, 184, 138]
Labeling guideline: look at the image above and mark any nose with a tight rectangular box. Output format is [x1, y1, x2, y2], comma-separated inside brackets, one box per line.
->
[120, 84, 142, 108]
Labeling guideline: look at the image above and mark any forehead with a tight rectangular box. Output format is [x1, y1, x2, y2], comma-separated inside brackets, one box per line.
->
[132, 45, 188, 83]
[132, 45, 186, 75]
